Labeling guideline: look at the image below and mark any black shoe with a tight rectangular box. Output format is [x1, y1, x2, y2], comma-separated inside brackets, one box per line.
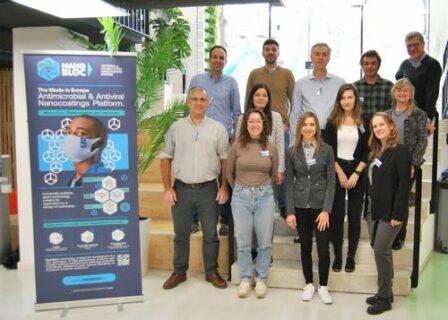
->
[392, 240, 405, 250]
[345, 257, 355, 273]
[219, 224, 229, 236]
[190, 222, 200, 234]
[293, 236, 301, 243]
[332, 257, 342, 272]
[366, 297, 392, 315]
[366, 294, 394, 305]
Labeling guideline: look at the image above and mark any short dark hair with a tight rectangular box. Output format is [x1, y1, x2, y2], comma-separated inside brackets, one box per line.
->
[209, 45, 227, 59]
[360, 50, 382, 67]
[263, 39, 279, 49]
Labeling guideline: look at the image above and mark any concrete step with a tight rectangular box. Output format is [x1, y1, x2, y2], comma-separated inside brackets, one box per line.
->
[230, 259, 411, 295]
[427, 131, 446, 148]
[139, 182, 172, 220]
[272, 236, 413, 268]
[273, 215, 419, 241]
[148, 219, 232, 274]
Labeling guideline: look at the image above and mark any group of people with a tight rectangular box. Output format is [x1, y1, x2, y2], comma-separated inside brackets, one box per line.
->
[159, 31, 442, 316]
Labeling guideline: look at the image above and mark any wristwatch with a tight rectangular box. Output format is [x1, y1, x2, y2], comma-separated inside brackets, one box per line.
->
[354, 170, 361, 176]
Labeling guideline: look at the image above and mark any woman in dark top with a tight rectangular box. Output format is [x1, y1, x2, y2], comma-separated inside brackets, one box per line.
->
[365, 112, 411, 315]
[285, 112, 335, 304]
[324, 84, 369, 273]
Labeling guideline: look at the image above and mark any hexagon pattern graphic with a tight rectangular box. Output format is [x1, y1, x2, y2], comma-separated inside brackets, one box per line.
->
[44, 172, 58, 185]
[81, 231, 94, 243]
[49, 232, 64, 246]
[93, 176, 127, 215]
[108, 118, 121, 131]
[112, 229, 125, 242]
[37, 57, 60, 81]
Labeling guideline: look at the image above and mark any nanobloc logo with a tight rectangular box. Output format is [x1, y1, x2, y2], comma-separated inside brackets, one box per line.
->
[37, 58, 60, 81]
[61, 62, 93, 77]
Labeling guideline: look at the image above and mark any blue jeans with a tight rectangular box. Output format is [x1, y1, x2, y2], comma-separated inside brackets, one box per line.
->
[231, 183, 275, 281]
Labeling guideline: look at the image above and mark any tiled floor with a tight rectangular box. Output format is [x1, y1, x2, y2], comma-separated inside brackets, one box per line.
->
[0, 252, 446, 320]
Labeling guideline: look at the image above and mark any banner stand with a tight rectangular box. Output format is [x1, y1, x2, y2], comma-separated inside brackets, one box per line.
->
[35, 295, 144, 312]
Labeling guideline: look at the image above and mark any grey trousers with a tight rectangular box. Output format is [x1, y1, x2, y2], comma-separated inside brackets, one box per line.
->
[172, 179, 220, 276]
[366, 214, 402, 298]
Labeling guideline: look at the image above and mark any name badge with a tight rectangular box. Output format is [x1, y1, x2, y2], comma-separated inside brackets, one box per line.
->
[359, 124, 365, 134]
[260, 150, 270, 157]
[307, 158, 317, 166]
[374, 158, 382, 167]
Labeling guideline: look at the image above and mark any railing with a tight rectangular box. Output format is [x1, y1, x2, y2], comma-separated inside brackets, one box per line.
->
[115, 9, 150, 36]
[411, 166, 423, 288]
[430, 111, 439, 214]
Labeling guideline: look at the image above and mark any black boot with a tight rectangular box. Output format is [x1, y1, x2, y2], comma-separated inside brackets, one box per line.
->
[366, 297, 392, 315]
[332, 257, 342, 272]
[366, 293, 394, 305]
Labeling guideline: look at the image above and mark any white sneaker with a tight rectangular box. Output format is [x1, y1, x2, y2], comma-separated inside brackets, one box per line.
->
[317, 285, 333, 304]
[238, 280, 252, 298]
[301, 283, 315, 301]
[255, 280, 267, 298]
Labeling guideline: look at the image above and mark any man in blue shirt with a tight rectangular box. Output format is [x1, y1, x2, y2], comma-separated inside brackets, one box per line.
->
[188, 45, 241, 235]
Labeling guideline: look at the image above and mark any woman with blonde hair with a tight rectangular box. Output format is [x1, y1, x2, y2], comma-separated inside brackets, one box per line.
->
[387, 78, 427, 250]
[285, 112, 335, 304]
[365, 112, 411, 315]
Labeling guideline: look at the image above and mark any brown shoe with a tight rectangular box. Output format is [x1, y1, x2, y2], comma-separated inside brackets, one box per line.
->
[205, 272, 228, 289]
[163, 272, 186, 289]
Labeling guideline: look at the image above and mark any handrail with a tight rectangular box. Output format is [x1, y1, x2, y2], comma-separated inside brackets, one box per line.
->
[115, 9, 150, 36]
[411, 166, 422, 288]
[429, 111, 439, 214]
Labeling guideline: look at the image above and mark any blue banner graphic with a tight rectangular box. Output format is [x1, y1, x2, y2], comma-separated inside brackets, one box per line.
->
[23, 52, 142, 305]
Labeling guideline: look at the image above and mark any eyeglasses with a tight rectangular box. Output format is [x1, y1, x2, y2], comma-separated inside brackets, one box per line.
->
[406, 43, 421, 49]
[189, 97, 208, 103]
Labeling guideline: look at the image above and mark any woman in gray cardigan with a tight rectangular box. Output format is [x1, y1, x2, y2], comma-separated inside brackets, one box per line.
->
[387, 78, 427, 250]
[285, 112, 335, 304]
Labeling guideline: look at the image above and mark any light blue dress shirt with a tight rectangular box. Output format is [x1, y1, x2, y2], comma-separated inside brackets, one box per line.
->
[189, 72, 241, 137]
[290, 72, 345, 141]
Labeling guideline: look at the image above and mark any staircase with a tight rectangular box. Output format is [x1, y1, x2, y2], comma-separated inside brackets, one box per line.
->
[138, 157, 231, 274]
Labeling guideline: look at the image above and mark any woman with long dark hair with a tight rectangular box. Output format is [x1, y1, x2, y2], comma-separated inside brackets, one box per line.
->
[324, 84, 369, 273]
[227, 109, 278, 299]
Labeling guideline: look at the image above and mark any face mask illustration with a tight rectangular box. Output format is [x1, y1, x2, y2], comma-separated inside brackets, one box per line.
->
[63, 135, 102, 162]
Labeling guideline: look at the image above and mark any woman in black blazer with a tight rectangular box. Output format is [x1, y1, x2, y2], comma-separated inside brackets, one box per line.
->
[325, 84, 369, 273]
[365, 112, 411, 315]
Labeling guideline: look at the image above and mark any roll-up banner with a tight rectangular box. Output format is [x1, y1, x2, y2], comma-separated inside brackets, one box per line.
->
[23, 51, 142, 310]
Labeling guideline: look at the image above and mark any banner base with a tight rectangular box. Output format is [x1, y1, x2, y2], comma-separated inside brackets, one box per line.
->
[35, 294, 144, 311]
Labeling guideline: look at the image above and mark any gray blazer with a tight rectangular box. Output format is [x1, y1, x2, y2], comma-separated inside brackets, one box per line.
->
[285, 142, 335, 214]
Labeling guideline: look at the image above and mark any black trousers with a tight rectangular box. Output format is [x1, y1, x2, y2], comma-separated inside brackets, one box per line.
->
[295, 207, 331, 286]
[330, 159, 365, 259]
[395, 173, 416, 242]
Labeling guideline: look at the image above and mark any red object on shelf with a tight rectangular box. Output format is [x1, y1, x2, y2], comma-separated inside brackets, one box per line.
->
[9, 189, 17, 214]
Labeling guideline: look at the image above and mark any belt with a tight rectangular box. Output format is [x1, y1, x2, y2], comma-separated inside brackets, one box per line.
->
[176, 179, 216, 190]
[337, 158, 354, 165]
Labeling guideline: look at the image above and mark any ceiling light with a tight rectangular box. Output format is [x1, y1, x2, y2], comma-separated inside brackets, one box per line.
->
[12, 0, 128, 19]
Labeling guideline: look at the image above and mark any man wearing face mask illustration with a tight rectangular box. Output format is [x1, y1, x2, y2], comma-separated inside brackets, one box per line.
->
[63, 115, 109, 187]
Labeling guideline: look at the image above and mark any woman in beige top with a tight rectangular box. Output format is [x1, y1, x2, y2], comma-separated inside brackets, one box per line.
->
[227, 109, 278, 299]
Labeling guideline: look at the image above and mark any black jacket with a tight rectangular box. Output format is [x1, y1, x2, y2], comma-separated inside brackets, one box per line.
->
[366, 144, 411, 222]
[324, 117, 370, 167]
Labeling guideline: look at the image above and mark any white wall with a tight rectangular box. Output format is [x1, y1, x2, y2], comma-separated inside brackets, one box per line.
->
[13, 27, 86, 271]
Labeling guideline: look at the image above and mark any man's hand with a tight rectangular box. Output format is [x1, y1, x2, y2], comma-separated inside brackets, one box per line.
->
[427, 120, 435, 136]
[164, 188, 177, 207]
[216, 187, 229, 205]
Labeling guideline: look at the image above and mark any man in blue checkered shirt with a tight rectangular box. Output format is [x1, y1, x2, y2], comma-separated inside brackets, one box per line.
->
[353, 50, 393, 121]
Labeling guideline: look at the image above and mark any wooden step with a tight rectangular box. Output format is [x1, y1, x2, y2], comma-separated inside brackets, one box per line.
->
[139, 182, 172, 220]
[230, 259, 411, 295]
[148, 220, 233, 274]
